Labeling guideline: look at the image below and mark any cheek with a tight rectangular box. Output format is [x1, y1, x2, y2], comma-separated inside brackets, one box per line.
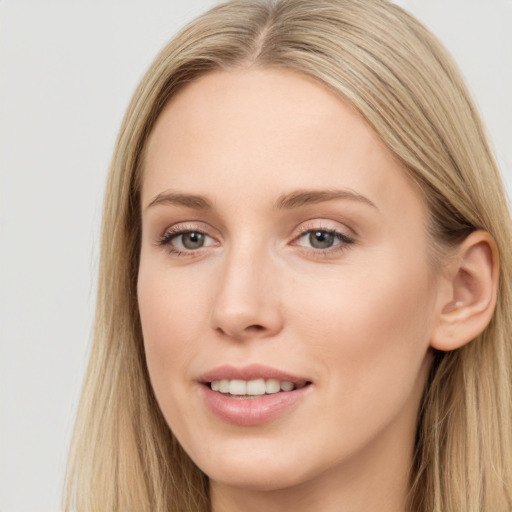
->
[137, 264, 210, 390]
[287, 253, 435, 404]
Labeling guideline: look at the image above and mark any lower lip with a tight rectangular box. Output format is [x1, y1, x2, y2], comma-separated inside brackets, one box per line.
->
[200, 384, 311, 426]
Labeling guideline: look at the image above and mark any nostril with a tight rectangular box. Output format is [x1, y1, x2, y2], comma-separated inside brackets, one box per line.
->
[215, 323, 266, 339]
[247, 324, 265, 332]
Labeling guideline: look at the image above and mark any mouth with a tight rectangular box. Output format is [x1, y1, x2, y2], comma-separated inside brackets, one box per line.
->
[198, 364, 312, 425]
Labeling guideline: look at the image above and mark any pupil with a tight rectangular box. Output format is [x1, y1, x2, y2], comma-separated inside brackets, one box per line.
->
[182, 232, 204, 249]
[309, 231, 334, 249]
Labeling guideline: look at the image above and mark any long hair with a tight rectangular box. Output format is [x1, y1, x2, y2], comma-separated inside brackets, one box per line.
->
[64, 1, 512, 510]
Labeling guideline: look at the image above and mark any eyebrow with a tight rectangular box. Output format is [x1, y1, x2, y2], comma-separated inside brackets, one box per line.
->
[145, 191, 213, 211]
[145, 188, 377, 212]
[274, 189, 378, 210]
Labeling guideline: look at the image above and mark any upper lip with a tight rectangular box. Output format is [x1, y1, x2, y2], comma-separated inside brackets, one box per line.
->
[199, 364, 311, 386]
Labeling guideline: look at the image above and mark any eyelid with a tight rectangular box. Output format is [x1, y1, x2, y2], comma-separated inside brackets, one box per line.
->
[158, 221, 218, 240]
[293, 220, 354, 240]
[156, 221, 220, 256]
[290, 220, 355, 254]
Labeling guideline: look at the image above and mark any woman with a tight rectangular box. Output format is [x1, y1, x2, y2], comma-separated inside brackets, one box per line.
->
[64, 0, 512, 511]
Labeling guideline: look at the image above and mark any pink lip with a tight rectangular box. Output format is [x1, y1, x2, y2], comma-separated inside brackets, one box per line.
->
[198, 364, 312, 426]
[199, 363, 310, 385]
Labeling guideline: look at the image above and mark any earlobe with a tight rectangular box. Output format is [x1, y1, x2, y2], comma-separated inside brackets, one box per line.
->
[430, 230, 499, 352]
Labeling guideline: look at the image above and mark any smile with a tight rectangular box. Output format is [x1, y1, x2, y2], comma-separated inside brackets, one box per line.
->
[199, 365, 312, 425]
[210, 378, 306, 397]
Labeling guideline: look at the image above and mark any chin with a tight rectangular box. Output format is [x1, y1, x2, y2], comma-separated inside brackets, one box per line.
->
[206, 462, 307, 492]
[189, 439, 318, 492]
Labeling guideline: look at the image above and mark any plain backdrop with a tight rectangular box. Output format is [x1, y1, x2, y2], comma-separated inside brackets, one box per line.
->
[0, 1, 510, 511]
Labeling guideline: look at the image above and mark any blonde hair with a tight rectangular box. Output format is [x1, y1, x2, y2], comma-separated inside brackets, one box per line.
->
[64, 1, 512, 510]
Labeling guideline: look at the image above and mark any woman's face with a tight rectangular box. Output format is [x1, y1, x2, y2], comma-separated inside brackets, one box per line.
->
[138, 68, 439, 495]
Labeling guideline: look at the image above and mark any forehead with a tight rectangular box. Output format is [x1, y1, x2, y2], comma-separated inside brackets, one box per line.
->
[142, 67, 424, 221]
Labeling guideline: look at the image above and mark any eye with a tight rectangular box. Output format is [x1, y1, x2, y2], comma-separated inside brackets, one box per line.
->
[157, 227, 218, 256]
[304, 230, 337, 249]
[175, 231, 209, 250]
[294, 227, 354, 252]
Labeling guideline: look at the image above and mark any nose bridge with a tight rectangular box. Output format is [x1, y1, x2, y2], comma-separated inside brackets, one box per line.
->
[210, 236, 282, 339]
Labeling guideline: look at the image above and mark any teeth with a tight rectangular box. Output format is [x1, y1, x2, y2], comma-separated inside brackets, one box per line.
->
[210, 378, 297, 395]
[280, 381, 294, 392]
[266, 378, 280, 394]
[229, 379, 246, 395]
[247, 378, 266, 395]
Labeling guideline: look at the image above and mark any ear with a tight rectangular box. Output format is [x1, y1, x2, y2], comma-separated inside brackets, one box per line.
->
[430, 230, 499, 351]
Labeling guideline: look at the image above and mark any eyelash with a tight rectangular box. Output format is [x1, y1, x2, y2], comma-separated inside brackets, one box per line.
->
[156, 223, 355, 258]
[156, 224, 214, 257]
[293, 225, 355, 256]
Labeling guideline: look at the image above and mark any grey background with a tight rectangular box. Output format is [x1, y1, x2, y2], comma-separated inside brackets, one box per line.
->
[1, 1, 510, 511]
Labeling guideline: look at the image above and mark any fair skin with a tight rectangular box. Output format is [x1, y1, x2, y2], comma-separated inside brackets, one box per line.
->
[137, 68, 497, 512]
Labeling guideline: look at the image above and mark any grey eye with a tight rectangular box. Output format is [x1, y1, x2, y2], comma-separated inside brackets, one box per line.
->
[180, 232, 206, 249]
[308, 231, 335, 249]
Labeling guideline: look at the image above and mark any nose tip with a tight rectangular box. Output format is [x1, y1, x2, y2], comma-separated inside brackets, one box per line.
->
[211, 299, 283, 340]
[209, 254, 283, 341]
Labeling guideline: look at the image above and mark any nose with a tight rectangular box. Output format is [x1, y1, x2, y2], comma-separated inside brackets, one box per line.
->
[209, 244, 284, 340]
